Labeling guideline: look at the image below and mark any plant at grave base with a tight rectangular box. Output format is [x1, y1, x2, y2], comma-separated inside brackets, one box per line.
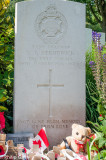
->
[0, 0, 14, 133]
[87, 31, 106, 160]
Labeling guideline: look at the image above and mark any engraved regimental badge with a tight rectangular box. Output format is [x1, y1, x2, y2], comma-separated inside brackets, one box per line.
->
[35, 5, 67, 44]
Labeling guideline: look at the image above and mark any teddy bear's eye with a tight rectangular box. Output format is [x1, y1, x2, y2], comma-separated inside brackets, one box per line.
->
[76, 132, 79, 135]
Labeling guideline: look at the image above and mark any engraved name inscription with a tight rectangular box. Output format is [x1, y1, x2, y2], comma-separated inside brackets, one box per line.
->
[19, 45, 84, 68]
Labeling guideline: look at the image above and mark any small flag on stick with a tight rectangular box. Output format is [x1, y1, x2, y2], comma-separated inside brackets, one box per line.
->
[29, 127, 49, 152]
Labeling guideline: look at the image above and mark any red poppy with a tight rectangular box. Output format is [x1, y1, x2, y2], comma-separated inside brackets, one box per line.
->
[0, 112, 5, 130]
[0, 145, 5, 155]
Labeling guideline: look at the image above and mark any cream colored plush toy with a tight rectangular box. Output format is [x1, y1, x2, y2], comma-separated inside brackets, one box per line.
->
[59, 123, 91, 154]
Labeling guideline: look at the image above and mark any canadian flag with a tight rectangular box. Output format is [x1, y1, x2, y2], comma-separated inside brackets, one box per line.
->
[29, 127, 49, 151]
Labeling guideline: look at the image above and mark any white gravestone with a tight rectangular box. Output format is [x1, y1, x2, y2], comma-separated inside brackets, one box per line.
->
[85, 28, 92, 52]
[99, 32, 105, 45]
[14, 0, 86, 147]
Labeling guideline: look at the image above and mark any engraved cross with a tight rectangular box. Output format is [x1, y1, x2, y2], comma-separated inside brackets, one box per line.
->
[37, 69, 64, 117]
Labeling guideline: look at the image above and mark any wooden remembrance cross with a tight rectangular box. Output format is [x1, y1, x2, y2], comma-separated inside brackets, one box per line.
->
[37, 69, 64, 117]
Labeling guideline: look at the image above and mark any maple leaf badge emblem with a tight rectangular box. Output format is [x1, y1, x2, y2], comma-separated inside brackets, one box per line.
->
[33, 139, 42, 148]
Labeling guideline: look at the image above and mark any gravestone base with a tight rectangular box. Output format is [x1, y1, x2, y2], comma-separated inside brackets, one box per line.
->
[6, 133, 33, 148]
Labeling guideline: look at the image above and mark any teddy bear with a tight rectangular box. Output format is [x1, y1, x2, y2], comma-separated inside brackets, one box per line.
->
[59, 123, 91, 154]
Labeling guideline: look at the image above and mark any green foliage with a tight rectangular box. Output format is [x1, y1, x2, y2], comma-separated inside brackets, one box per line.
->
[0, 0, 26, 133]
[0, 0, 14, 133]
[87, 115, 106, 160]
[86, 49, 99, 125]
[87, 142, 91, 160]
[69, 0, 106, 37]
[7, 0, 25, 18]
[87, 34, 106, 160]
[86, 23, 102, 33]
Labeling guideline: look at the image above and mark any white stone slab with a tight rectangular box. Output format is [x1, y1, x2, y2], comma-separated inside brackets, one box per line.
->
[99, 32, 105, 45]
[85, 28, 92, 52]
[14, 0, 85, 147]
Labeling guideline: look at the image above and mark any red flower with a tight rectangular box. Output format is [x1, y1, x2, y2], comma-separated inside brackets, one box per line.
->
[0, 146, 5, 155]
[0, 112, 5, 130]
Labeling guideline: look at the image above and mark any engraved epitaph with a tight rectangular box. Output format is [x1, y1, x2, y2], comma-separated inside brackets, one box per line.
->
[14, 0, 86, 147]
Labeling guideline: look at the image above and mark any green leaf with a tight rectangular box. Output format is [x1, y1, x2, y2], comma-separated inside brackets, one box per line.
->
[94, 154, 99, 160]
[97, 104, 104, 114]
[10, 71, 14, 78]
[90, 96, 99, 103]
[6, 64, 13, 71]
[91, 146, 98, 152]
[0, 106, 8, 111]
[87, 121, 100, 130]
[0, 94, 3, 99]
[7, 79, 11, 86]
[102, 120, 106, 126]
[99, 138, 106, 148]
[98, 116, 104, 121]
[4, 71, 8, 79]
[97, 153, 100, 160]
[87, 142, 91, 160]
[0, 73, 3, 85]
[2, 79, 8, 85]
[0, 96, 7, 102]
[6, 115, 13, 120]
[94, 130, 104, 138]
[0, 47, 4, 53]
[100, 150, 106, 159]
[0, 89, 5, 99]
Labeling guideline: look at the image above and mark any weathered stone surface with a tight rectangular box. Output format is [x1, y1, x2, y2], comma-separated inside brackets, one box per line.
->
[14, 0, 86, 147]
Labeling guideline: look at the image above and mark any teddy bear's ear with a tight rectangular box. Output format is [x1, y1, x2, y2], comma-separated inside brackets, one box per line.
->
[72, 123, 78, 129]
[86, 127, 91, 135]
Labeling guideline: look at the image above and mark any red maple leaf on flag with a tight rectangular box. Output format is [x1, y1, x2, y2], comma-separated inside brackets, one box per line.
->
[33, 139, 42, 148]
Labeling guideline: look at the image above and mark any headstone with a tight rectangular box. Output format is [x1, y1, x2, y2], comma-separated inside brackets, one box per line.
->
[6, 133, 33, 148]
[99, 32, 105, 45]
[85, 28, 92, 52]
[14, 0, 85, 147]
